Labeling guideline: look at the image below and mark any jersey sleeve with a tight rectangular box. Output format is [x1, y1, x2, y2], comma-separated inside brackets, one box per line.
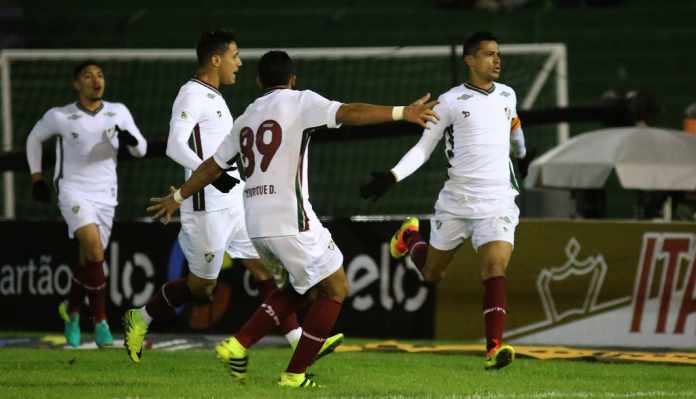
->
[390, 97, 450, 181]
[118, 104, 148, 157]
[299, 90, 343, 129]
[212, 123, 242, 170]
[166, 92, 207, 170]
[26, 108, 59, 174]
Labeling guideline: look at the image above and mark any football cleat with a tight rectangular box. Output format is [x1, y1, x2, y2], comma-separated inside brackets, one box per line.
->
[123, 309, 148, 363]
[390, 217, 420, 258]
[278, 372, 320, 388]
[315, 333, 344, 362]
[215, 337, 248, 383]
[58, 301, 80, 348]
[484, 339, 515, 370]
[94, 320, 113, 348]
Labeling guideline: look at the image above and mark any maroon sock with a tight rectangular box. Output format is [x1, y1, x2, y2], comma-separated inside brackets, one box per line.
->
[483, 276, 507, 351]
[82, 260, 107, 323]
[404, 230, 428, 271]
[235, 288, 304, 348]
[68, 266, 86, 315]
[257, 279, 301, 335]
[286, 296, 342, 374]
[145, 278, 193, 321]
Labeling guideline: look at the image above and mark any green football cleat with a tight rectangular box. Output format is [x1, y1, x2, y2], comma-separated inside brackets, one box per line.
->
[390, 217, 419, 259]
[123, 309, 148, 363]
[58, 301, 80, 348]
[484, 340, 515, 370]
[215, 337, 248, 383]
[278, 372, 319, 388]
[94, 320, 113, 348]
[315, 333, 344, 362]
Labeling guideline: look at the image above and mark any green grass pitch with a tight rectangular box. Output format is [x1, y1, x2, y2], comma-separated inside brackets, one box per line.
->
[1, 344, 694, 399]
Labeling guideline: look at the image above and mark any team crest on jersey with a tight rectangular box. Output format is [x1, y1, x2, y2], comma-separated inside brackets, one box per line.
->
[71, 132, 79, 139]
[204, 252, 215, 263]
[505, 107, 512, 120]
[105, 111, 116, 117]
[457, 94, 473, 101]
[180, 111, 188, 120]
[500, 91, 511, 97]
[71, 205, 80, 214]
[207, 93, 216, 99]
[68, 114, 81, 120]
[216, 110, 222, 118]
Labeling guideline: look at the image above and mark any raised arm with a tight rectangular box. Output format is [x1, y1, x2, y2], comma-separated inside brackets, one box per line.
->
[116, 105, 147, 157]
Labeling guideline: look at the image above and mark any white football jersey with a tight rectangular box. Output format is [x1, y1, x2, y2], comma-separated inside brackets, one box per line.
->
[213, 89, 342, 238]
[429, 82, 520, 218]
[26, 101, 147, 206]
[168, 79, 244, 213]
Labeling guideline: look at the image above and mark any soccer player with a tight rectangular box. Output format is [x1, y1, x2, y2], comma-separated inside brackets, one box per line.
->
[26, 60, 148, 347]
[360, 31, 527, 370]
[147, 50, 438, 387]
[122, 31, 339, 363]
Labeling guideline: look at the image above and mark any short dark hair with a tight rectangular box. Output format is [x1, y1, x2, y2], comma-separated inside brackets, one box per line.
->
[73, 60, 102, 80]
[258, 51, 295, 88]
[196, 30, 237, 66]
[463, 31, 498, 57]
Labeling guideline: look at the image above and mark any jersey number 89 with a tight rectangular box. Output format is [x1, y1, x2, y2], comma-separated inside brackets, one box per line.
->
[239, 120, 282, 178]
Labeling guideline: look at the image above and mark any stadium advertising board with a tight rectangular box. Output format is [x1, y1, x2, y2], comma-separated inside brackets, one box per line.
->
[436, 220, 696, 348]
[0, 220, 434, 338]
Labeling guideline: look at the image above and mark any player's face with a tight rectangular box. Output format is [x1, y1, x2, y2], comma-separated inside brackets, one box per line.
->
[468, 40, 501, 82]
[74, 65, 105, 101]
[218, 42, 242, 85]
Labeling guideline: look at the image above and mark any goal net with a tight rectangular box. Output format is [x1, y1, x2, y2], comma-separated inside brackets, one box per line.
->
[1, 44, 568, 220]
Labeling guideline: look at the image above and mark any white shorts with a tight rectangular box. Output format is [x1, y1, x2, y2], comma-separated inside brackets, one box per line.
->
[58, 191, 115, 249]
[179, 207, 258, 280]
[430, 205, 519, 252]
[251, 225, 343, 295]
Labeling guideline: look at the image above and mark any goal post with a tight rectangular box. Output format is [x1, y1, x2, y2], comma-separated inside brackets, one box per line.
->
[0, 44, 568, 219]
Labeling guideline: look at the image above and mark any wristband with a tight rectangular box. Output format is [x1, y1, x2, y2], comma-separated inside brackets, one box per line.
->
[392, 106, 405, 121]
[173, 189, 184, 204]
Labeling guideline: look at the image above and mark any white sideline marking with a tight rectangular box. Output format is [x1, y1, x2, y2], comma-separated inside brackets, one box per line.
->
[152, 339, 188, 349]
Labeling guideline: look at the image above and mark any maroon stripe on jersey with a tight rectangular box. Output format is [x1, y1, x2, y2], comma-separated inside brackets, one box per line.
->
[295, 130, 312, 232]
[53, 137, 64, 195]
[192, 124, 206, 211]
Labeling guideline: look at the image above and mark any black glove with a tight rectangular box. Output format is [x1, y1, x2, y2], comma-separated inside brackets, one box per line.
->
[516, 147, 537, 180]
[211, 172, 240, 193]
[360, 171, 397, 201]
[32, 179, 51, 203]
[115, 125, 138, 147]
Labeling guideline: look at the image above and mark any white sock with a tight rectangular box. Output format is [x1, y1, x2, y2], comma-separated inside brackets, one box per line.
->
[285, 327, 302, 347]
[138, 307, 153, 325]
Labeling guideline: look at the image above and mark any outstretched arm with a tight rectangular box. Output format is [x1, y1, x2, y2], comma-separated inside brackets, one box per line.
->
[336, 93, 439, 128]
[146, 157, 223, 224]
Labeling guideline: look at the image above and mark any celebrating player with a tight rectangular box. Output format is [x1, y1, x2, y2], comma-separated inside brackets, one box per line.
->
[122, 31, 341, 363]
[360, 31, 527, 370]
[147, 50, 438, 387]
[26, 60, 148, 347]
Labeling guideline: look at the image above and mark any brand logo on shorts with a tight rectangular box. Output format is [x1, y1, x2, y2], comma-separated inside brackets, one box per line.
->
[180, 111, 188, 120]
[217, 110, 222, 118]
[461, 111, 470, 118]
[71, 205, 80, 214]
[328, 240, 336, 250]
[435, 220, 443, 230]
[204, 252, 215, 263]
[71, 132, 79, 139]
